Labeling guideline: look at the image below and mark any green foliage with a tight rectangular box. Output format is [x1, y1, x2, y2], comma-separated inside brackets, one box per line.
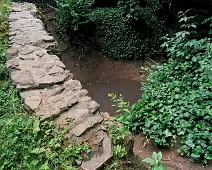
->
[103, 102, 130, 144]
[91, 6, 164, 59]
[103, 109, 131, 169]
[113, 144, 128, 160]
[142, 152, 167, 170]
[119, 15, 212, 163]
[0, 0, 10, 63]
[117, 0, 141, 21]
[55, 0, 94, 40]
[0, 103, 90, 169]
[108, 93, 131, 115]
[55, 0, 165, 59]
[118, 0, 161, 21]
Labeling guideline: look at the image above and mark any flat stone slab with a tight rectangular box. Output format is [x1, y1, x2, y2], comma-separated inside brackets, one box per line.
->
[20, 80, 88, 119]
[54, 96, 100, 126]
[81, 131, 113, 170]
[71, 115, 103, 137]
[7, 47, 71, 89]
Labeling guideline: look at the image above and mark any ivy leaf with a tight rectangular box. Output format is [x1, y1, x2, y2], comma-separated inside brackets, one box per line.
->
[164, 129, 172, 137]
[205, 153, 212, 160]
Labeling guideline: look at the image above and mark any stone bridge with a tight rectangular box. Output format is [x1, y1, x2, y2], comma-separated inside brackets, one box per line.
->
[6, 3, 112, 170]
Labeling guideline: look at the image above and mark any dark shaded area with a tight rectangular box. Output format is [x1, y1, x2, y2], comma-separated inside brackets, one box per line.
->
[93, 0, 118, 7]
[160, 0, 212, 25]
[171, 0, 212, 13]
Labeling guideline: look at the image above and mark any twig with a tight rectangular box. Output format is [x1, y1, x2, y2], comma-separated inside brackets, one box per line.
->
[162, 156, 183, 170]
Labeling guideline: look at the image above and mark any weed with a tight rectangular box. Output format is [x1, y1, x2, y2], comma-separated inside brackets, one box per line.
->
[142, 152, 167, 170]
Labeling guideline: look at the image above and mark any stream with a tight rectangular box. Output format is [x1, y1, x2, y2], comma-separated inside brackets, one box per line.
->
[44, 12, 144, 116]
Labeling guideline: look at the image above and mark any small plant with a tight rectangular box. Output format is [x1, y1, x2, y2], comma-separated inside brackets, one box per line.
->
[142, 152, 167, 170]
[103, 110, 130, 144]
[107, 145, 128, 170]
[113, 144, 128, 160]
[108, 93, 131, 115]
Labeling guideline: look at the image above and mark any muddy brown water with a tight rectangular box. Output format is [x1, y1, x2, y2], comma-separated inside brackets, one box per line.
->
[44, 13, 144, 116]
[43, 12, 212, 170]
[61, 50, 143, 115]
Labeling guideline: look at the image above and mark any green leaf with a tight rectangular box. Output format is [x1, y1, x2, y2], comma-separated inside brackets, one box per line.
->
[152, 152, 158, 161]
[33, 119, 40, 136]
[142, 158, 155, 164]
[164, 129, 172, 137]
[40, 161, 50, 170]
[157, 152, 162, 162]
[205, 153, 212, 160]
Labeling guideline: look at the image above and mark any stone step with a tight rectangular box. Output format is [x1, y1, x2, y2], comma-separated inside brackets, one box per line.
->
[54, 95, 100, 127]
[70, 115, 103, 137]
[20, 80, 89, 119]
[81, 130, 113, 170]
[7, 47, 71, 89]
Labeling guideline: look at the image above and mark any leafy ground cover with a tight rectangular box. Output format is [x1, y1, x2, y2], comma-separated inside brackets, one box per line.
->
[0, 1, 90, 169]
[111, 14, 212, 164]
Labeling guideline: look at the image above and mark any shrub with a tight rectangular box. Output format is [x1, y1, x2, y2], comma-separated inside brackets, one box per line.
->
[91, 8, 144, 59]
[55, 0, 94, 39]
[118, 15, 212, 163]
[90, 0, 165, 59]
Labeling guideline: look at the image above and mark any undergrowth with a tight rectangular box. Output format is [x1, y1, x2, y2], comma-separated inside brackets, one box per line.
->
[0, 0, 10, 63]
[91, 8, 143, 60]
[111, 14, 212, 164]
[54, 0, 165, 60]
[0, 1, 90, 169]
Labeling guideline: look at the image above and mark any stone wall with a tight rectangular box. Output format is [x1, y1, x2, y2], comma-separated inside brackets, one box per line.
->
[6, 3, 112, 170]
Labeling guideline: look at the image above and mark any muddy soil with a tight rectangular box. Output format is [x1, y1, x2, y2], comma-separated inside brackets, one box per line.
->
[134, 135, 212, 170]
[43, 12, 212, 170]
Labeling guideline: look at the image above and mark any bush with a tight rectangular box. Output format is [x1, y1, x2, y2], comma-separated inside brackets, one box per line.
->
[118, 15, 212, 163]
[55, 0, 94, 39]
[91, 5, 164, 60]
[91, 8, 143, 59]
